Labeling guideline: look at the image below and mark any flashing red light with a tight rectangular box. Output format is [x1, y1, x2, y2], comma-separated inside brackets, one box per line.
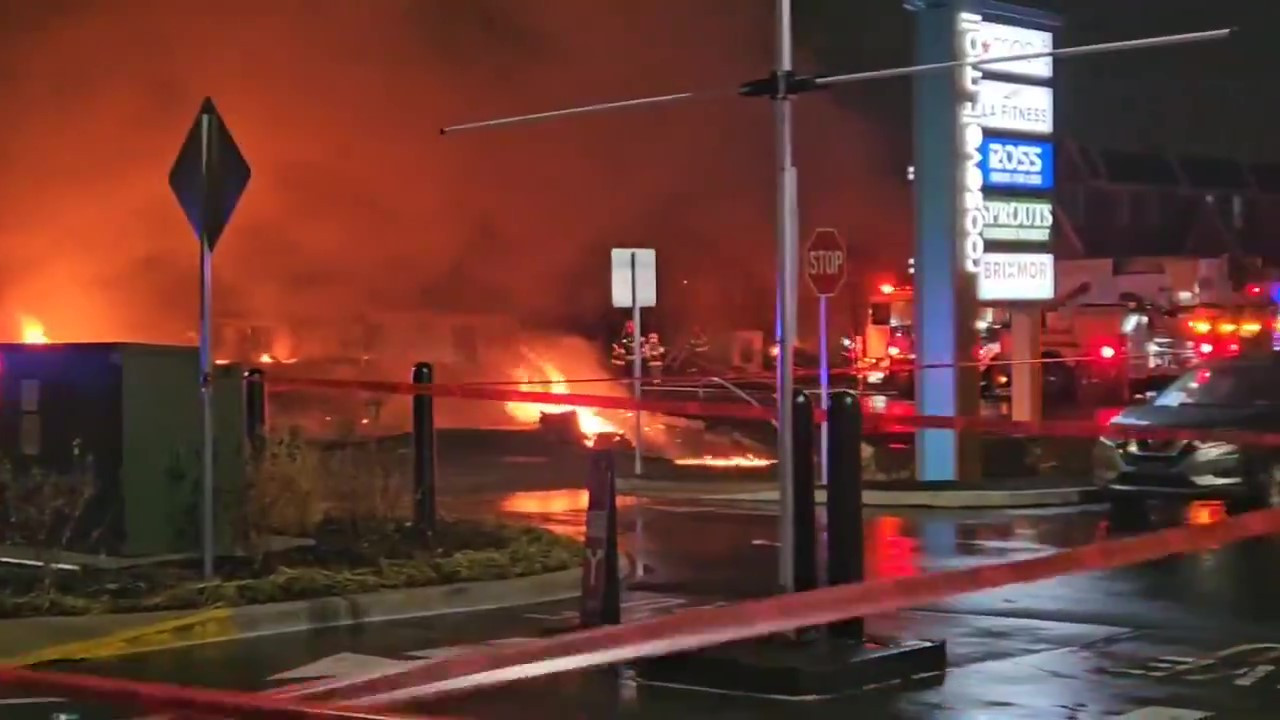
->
[886, 345, 901, 357]
[1094, 407, 1123, 425]
[1196, 368, 1212, 383]
[1097, 344, 1118, 360]
[1226, 341, 1241, 355]
[1198, 342, 1215, 356]
[877, 283, 896, 295]
[1247, 284, 1264, 297]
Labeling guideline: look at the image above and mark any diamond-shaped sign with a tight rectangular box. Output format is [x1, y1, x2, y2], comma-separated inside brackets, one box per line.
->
[168, 97, 251, 251]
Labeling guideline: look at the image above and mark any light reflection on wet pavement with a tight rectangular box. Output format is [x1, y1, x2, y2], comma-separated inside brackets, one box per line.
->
[27, 494, 1277, 719]
[426, 493, 1280, 718]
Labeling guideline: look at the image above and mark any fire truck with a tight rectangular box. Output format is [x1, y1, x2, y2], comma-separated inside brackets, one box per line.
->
[853, 256, 1279, 404]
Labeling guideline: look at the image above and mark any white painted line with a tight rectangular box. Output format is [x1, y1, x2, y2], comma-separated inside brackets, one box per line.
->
[0, 697, 65, 705]
[269, 652, 417, 681]
[1114, 708, 1212, 719]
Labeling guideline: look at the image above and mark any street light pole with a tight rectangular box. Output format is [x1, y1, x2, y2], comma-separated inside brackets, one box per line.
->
[772, 0, 799, 593]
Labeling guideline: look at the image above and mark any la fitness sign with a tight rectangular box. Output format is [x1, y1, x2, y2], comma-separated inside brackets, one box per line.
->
[956, 11, 985, 275]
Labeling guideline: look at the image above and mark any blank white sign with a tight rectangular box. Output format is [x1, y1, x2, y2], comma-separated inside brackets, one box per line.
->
[611, 248, 657, 308]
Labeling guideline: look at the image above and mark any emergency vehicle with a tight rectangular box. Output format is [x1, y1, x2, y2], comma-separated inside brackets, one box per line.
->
[853, 256, 1279, 404]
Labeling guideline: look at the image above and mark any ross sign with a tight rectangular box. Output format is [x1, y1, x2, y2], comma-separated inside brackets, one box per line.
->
[610, 248, 657, 308]
[580, 450, 620, 628]
[168, 97, 251, 251]
[976, 21, 1054, 79]
[982, 196, 1053, 242]
[976, 252, 1056, 301]
[956, 11, 986, 274]
[975, 79, 1054, 135]
[980, 137, 1054, 190]
[805, 228, 846, 296]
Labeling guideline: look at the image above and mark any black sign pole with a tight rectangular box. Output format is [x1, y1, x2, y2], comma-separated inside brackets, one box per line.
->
[792, 390, 818, 596]
[581, 450, 621, 628]
[168, 97, 250, 581]
[826, 390, 864, 640]
[198, 108, 218, 581]
[411, 362, 438, 534]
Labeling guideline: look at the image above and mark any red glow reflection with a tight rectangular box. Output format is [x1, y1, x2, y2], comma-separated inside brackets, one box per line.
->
[869, 515, 919, 579]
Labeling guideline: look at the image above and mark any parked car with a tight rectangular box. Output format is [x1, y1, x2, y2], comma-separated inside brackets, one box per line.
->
[1093, 352, 1280, 525]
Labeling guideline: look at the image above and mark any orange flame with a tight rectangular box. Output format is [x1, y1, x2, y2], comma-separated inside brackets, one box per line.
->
[673, 454, 775, 468]
[503, 352, 622, 444]
[20, 316, 49, 344]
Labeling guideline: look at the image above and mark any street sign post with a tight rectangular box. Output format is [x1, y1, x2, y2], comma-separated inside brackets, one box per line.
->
[805, 228, 846, 487]
[580, 451, 621, 627]
[168, 96, 251, 580]
[610, 248, 656, 477]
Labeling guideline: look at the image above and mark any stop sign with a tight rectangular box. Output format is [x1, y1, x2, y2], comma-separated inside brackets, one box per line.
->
[805, 228, 846, 297]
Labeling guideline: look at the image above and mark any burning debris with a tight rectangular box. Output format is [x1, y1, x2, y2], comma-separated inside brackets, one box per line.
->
[503, 342, 776, 469]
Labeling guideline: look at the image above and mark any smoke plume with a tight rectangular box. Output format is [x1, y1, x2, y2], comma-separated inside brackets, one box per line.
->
[0, 0, 908, 346]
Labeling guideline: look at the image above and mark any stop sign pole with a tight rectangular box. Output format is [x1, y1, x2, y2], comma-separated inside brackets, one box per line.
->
[806, 228, 846, 488]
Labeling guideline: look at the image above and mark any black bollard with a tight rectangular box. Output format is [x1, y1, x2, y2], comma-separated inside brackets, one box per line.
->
[411, 362, 438, 535]
[581, 450, 622, 627]
[793, 390, 818, 595]
[826, 390, 865, 641]
[243, 368, 267, 457]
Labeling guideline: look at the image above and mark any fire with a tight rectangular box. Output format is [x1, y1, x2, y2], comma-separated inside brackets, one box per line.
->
[503, 351, 622, 444]
[20, 316, 49, 344]
[673, 454, 776, 468]
[501, 344, 776, 468]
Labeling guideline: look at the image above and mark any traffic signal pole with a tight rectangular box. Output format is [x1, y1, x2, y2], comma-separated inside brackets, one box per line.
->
[772, 0, 799, 593]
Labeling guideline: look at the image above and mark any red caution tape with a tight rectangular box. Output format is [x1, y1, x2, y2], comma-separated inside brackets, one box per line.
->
[276, 508, 1280, 710]
[265, 375, 776, 422]
[0, 665, 433, 719]
[870, 413, 1280, 447]
[266, 374, 1280, 448]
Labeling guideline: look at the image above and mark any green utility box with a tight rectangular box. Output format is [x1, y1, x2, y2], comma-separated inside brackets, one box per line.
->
[0, 343, 245, 556]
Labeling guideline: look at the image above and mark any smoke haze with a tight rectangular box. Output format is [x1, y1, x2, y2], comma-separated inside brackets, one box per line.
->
[0, 0, 908, 346]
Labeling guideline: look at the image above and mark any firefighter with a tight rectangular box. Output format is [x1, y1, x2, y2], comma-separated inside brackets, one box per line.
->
[611, 320, 637, 367]
[687, 326, 710, 355]
[644, 332, 666, 378]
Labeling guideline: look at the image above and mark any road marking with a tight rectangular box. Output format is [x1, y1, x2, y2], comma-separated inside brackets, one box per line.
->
[524, 595, 687, 621]
[0, 608, 236, 667]
[405, 638, 534, 660]
[1115, 708, 1212, 719]
[1109, 643, 1280, 685]
[0, 697, 65, 705]
[269, 652, 417, 681]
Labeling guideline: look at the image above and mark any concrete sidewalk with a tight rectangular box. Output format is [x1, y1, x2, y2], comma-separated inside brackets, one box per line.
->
[618, 476, 1100, 508]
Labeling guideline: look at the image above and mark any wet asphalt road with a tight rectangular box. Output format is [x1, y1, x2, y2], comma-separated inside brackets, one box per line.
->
[4, 496, 1280, 718]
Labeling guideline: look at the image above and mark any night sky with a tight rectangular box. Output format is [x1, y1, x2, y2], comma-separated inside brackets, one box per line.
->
[0, 1, 1268, 344]
[802, 0, 1277, 161]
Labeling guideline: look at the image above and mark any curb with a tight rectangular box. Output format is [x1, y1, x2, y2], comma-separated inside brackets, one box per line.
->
[862, 487, 1101, 508]
[623, 481, 1101, 509]
[0, 568, 580, 667]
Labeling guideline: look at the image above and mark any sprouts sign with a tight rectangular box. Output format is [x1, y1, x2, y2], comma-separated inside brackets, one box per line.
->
[982, 197, 1053, 242]
[955, 10, 1055, 301]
